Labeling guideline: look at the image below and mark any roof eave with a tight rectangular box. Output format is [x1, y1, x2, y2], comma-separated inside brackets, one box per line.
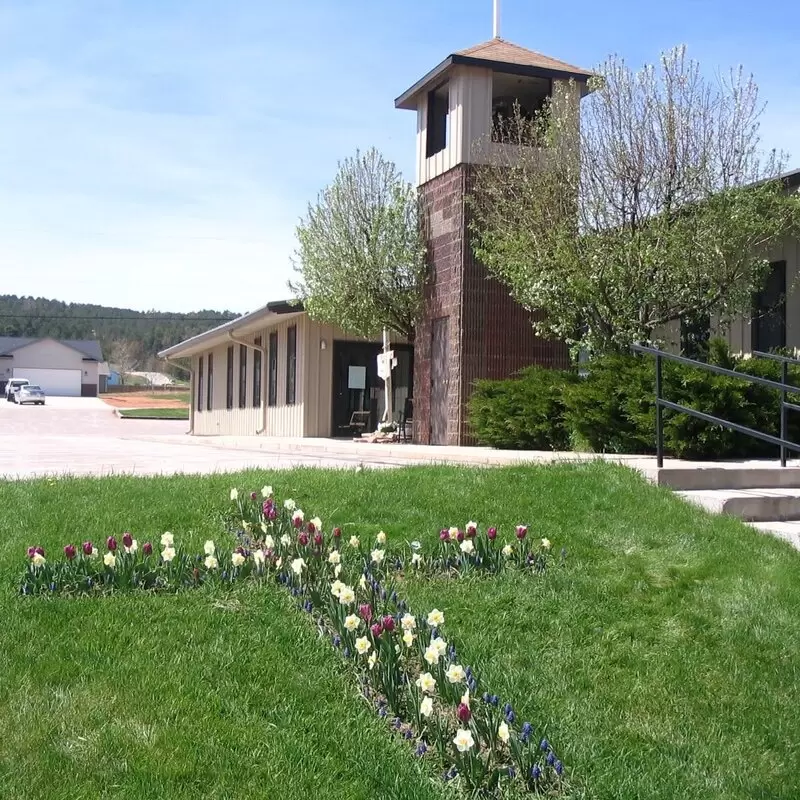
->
[395, 53, 593, 110]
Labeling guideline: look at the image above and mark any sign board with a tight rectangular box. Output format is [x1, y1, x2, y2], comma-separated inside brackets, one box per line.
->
[376, 350, 397, 380]
[347, 366, 367, 390]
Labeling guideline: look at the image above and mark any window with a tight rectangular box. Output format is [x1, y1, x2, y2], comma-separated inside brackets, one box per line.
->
[253, 336, 262, 407]
[206, 353, 213, 411]
[268, 331, 278, 407]
[286, 325, 297, 405]
[238, 344, 247, 409]
[491, 72, 551, 143]
[196, 356, 204, 412]
[426, 82, 449, 157]
[226, 345, 234, 410]
[752, 260, 786, 353]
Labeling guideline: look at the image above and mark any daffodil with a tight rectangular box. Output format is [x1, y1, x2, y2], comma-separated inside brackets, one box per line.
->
[410, 540, 421, 551]
[31, 552, 46, 568]
[124, 539, 138, 555]
[90, 547, 99, 559]
[339, 586, 355, 605]
[292, 509, 305, 524]
[334, 564, 342, 578]
[344, 614, 360, 632]
[502, 544, 513, 557]
[402, 630, 415, 648]
[448, 526, 459, 541]
[231, 552, 246, 567]
[359, 573, 367, 590]
[453, 729, 475, 753]
[354, 637, 371, 655]
[230, 488, 238, 501]
[284, 498, 296, 511]
[290, 557, 306, 575]
[415, 672, 436, 693]
[160, 532, 174, 548]
[103, 552, 116, 568]
[370, 548, 385, 565]
[460, 539, 474, 554]
[431, 636, 447, 656]
[328, 550, 341, 565]
[427, 609, 445, 628]
[497, 721, 510, 743]
[541, 537, 551, 549]
[423, 646, 440, 666]
[460, 688, 470, 708]
[204, 540, 216, 556]
[420, 696, 433, 717]
[376, 531, 386, 545]
[349, 535, 360, 548]
[280, 534, 291, 547]
[445, 664, 465, 684]
[263, 535, 275, 550]
[310, 516, 322, 531]
[253, 549, 265, 566]
[275, 557, 283, 569]
[401, 613, 416, 631]
[330, 580, 345, 598]
[368, 651, 377, 670]
[204, 555, 218, 570]
[262, 485, 273, 498]
[411, 553, 422, 566]
[260, 522, 269, 534]
[161, 546, 176, 563]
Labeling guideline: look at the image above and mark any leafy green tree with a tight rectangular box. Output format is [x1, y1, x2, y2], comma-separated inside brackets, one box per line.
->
[290, 148, 426, 340]
[470, 46, 800, 354]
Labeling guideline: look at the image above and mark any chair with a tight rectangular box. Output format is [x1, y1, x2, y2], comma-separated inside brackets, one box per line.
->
[347, 410, 372, 437]
[399, 397, 413, 442]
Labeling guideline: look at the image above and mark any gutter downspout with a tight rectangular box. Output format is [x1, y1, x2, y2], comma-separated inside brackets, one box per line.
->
[228, 332, 268, 434]
[163, 355, 194, 435]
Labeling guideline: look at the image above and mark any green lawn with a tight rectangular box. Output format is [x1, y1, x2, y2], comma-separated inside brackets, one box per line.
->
[144, 391, 190, 404]
[1, 464, 799, 800]
[118, 407, 189, 420]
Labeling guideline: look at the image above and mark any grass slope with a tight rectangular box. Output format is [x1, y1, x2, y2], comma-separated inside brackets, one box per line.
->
[118, 407, 189, 419]
[1, 464, 799, 799]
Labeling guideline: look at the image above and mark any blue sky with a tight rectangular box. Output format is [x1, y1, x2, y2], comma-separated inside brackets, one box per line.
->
[1, 0, 798, 313]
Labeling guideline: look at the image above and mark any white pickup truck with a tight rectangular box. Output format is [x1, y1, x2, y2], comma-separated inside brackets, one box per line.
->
[4, 378, 30, 402]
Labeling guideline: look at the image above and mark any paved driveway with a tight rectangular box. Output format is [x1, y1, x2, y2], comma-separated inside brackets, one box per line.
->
[0, 397, 400, 479]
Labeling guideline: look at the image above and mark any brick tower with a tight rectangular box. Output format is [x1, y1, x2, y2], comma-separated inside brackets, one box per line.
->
[395, 38, 592, 445]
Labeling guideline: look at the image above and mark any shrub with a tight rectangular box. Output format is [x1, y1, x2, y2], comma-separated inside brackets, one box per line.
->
[468, 367, 578, 450]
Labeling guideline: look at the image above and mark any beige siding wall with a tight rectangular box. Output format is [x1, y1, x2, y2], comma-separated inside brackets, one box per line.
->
[7, 339, 100, 387]
[191, 317, 306, 437]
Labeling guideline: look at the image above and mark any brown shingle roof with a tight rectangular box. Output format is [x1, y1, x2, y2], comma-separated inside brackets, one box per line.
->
[395, 37, 594, 109]
[454, 37, 593, 78]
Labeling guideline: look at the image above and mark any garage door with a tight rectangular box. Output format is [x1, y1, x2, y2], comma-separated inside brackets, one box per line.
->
[14, 368, 82, 397]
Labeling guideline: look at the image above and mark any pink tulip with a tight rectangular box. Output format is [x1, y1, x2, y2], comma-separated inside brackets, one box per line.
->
[63, 544, 76, 560]
[487, 527, 497, 540]
[516, 525, 528, 540]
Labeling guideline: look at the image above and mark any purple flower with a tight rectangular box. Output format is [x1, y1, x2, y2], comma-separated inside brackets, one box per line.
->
[332, 635, 341, 648]
[63, 544, 76, 560]
[298, 532, 309, 546]
[546, 752, 556, 766]
[415, 742, 427, 757]
[370, 622, 383, 638]
[456, 530, 464, 542]
[540, 738, 550, 751]
[382, 615, 395, 632]
[250, 491, 258, 501]
[142, 541, 153, 555]
[267, 507, 277, 521]
[554, 760, 563, 775]
[487, 526, 497, 540]
[307, 520, 317, 534]
[516, 525, 528, 540]
[482, 692, 491, 704]
[333, 527, 342, 538]
[466, 523, 477, 538]
[439, 529, 449, 541]
[122, 532, 133, 549]
[521, 722, 532, 742]
[531, 765, 542, 780]
[313, 532, 323, 547]
[82, 541, 93, 556]
[26, 546, 36, 558]
[106, 536, 117, 552]
[35, 546, 44, 556]
[359, 604, 373, 622]
[457, 703, 471, 723]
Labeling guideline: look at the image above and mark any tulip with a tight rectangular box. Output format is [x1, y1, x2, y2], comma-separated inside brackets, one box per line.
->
[298, 532, 309, 546]
[382, 615, 395, 632]
[370, 622, 383, 638]
[267, 507, 277, 521]
[250, 491, 257, 501]
[292, 515, 303, 529]
[516, 525, 528, 540]
[456, 530, 464, 542]
[439, 529, 449, 541]
[457, 703, 471, 723]
[122, 532, 133, 549]
[142, 542, 153, 556]
[106, 536, 118, 552]
[63, 544, 76, 560]
[358, 603, 373, 622]
[333, 526, 342, 538]
[466, 523, 477, 538]
[82, 541, 93, 556]
[307, 520, 316, 533]
[487, 526, 497, 540]
[313, 532, 323, 547]
[27, 546, 36, 558]
[34, 546, 45, 556]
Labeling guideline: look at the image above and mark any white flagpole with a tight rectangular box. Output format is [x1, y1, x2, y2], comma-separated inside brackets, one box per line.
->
[493, 0, 500, 38]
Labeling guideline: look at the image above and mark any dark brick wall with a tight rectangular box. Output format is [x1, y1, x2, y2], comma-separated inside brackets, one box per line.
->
[414, 164, 569, 446]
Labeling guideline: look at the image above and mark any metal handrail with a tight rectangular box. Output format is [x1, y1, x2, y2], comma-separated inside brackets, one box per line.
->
[752, 350, 800, 366]
[631, 344, 800, 467]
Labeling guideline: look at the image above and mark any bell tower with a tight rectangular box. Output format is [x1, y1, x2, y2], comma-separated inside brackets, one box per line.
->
[395, 36, 592, 445]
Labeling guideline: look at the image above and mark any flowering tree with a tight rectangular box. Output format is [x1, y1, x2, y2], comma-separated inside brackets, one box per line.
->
[290, 148, 427, 341]
[470, 46, 800, 354]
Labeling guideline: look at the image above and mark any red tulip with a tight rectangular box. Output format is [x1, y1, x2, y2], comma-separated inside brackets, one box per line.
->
[457, 703, 471, 723]
[313, 532, 323, 547]
[82, 541, 93, 556]
[371, 622, 383, 638]
[516, 525, 528, 540]
[333, 527, 342, 538]
[250, 492, 257, 501]
[456, 530, 464, 542]
[359, 603, 373, 622]
[63, 544, 76, 560]
[382, 615, 395, 632]
[487, 527, 497, 540]
[142, 542, 153, 556]
[106, 536, 118, 552]
[122, 532, 133, 549]
[298, 532, 309, 546]
[27, 546, 36, 558]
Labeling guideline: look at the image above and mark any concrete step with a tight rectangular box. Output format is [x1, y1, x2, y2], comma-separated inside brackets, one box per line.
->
[657, 466, 800, 491]
[749, 521, 800, 551]
[677, 488, 800, 522]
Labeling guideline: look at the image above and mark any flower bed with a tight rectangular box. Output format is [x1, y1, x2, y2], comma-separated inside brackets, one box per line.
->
[19, 485, 568, 796]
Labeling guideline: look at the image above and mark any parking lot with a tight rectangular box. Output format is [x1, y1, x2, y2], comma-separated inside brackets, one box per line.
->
[0, 396, 401, 479]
